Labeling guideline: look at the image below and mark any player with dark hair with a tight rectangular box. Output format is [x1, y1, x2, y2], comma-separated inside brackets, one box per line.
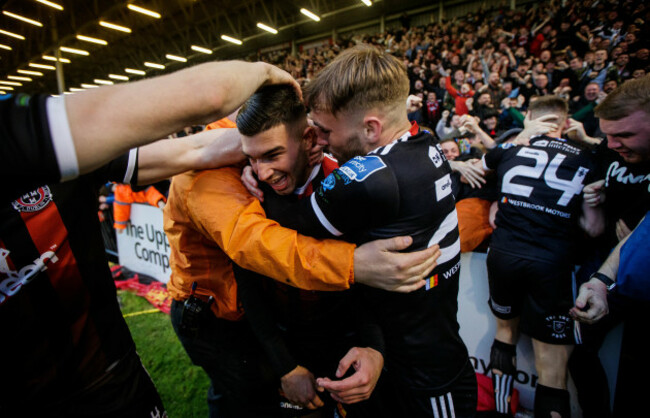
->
[235, 84, 385, 416]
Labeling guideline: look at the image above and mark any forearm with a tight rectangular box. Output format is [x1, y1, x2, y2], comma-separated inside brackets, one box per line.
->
[137, 128, 244, 185]
[598, 233, 628, 279]
[571, 102, 596, 121]
[66, 61, 280, 175]
[190, 170, 355, 291]
[579, 200, 605, 238]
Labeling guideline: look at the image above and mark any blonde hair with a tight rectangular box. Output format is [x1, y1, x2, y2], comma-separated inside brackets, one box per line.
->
[304, 44, 409, 115]
[594, 75, 650, 120]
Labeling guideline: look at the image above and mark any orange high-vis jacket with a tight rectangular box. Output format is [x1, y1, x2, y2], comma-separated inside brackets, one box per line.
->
[205, 118, 237, 130]
[163, 164, 355, 322]
[113, 184, 166, 230]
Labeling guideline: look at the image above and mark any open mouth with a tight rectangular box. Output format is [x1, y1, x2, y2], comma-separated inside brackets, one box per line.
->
[269, 174, 288, 191]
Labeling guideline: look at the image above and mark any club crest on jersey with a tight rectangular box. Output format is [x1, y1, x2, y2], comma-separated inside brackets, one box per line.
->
[545, 315, 570, 339]
[12, 186, 53, 213]
[338, 156, 386, 182]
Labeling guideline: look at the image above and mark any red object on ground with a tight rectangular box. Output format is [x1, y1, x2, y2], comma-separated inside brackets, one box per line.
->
[476, 372, 519, 414]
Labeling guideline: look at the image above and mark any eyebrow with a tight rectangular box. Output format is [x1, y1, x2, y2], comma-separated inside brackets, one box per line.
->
[310, 119, 330, 131]
[243, 145, 285, 160]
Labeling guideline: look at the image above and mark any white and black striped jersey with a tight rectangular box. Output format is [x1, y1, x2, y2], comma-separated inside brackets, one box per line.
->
[272, 127, 469, 389]
[483, 135, 597, 264]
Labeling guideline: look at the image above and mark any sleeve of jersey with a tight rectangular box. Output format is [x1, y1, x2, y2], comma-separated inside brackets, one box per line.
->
[308, 156, 400, 238]
[482, 145, 507, 170]
[186, 168, 355, 290]
[232, 264, 298, 377]
[87, 148, 139, 186]
[1, 95, 78, 202]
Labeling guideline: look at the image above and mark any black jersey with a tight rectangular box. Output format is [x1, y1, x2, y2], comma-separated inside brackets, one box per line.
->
[234, 157, 383, 379]
[483, 135, 597, 263]
[0, 150, 140, 409]
[1, 94, 79, 203]
[595, 140, 650, 236]
[272, 129, 468, 389]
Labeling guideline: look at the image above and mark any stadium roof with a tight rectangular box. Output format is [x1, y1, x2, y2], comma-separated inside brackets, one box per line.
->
[0, 0, 433, 95]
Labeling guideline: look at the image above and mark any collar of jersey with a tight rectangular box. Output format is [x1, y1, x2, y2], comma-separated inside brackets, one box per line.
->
[294, 163, 321, 196]
[368, 121, 420, 156]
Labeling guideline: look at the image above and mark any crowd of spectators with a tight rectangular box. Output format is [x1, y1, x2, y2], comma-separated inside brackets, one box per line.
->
[254, 0, 647, 145]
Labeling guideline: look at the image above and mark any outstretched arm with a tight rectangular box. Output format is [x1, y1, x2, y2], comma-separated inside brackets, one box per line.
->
[137, 128, 244, 185]
[66, 61, 298, 176]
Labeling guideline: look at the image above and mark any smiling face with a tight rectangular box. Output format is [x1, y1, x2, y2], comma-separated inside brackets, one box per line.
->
[241, 123, 311, 195]
[600, 111, 650, 164]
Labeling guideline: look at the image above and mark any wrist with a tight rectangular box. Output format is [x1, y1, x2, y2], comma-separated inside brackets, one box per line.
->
[589, 272, 616, 292]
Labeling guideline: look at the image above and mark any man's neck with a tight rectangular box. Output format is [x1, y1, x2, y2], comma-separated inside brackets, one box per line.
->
[376, 117, 414, 149]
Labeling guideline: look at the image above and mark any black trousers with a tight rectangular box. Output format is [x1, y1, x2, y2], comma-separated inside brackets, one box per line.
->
[170, 299, 279, 418]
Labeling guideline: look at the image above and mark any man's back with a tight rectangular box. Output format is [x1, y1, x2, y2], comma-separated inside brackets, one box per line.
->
[484, 136, 596, 263]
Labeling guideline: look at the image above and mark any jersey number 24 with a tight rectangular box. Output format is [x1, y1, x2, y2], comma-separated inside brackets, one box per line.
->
[502, 148, 589, 207]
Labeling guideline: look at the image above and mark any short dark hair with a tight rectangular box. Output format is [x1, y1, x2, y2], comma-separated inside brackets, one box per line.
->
[236, 84, 306, 137]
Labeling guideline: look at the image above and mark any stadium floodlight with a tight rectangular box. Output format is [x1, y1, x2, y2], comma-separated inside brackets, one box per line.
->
[127, 4, 161, 18]
[70, 87, 85, 92]
[0, 43, 11, 50]
[81, 83, 99, 89]
[108, 74, 129, 81]
[300, 8, 320, 21]
[94, 79, 113, 85]
[0, 29, 25, 40]
[0, 80, 21, 86]
[77, 35, 108, 45]
[18, 70, 44, 76]
[8, 75, 31, 81]
[36, 0, 64, 11]
[0, 86, 14, 90]
[191, 45, 212, 54]
[125, 68, 146, 75]
[166, 54, 187, 62]
[43, 55, 71, 63]
[221, 35, 242, 45]
[60, 46, 89, 56]
[361, 0, 372, 6]
[144, 62, 165, 69]
[99, 21, 132, 33]
[2, 11, 43, 27]
[29, 63, 56, 70]
[257, 23, 278, 34]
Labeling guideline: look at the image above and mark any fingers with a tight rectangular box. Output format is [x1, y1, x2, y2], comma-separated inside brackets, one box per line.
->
[379, 235, 413, 252]
[335, 349, 357, 378]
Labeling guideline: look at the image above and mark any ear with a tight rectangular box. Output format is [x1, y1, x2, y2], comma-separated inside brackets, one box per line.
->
[362, 116, 383, 147]
[301, 125, 318, 147]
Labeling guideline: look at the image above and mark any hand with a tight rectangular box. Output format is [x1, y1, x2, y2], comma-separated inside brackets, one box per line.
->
[281, 366, 324, 409]
[615, 218, 632, 241]
[583, 180, 605, 207]
[570, 278, 609, 324]
[316, 347, 383, 404]
[564, 118, 588, 142]
[406, 95, 423, 113]
[459, 114, 479, 133]
[596, 91, 607, 104]
[353, 236, 440, 293]
[449, 160, 486, 189]
[515, 113, 558, 145]
[241, 165, 264, 202]
[261, 62, 303, 101]
[442, 110, 450, 120]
